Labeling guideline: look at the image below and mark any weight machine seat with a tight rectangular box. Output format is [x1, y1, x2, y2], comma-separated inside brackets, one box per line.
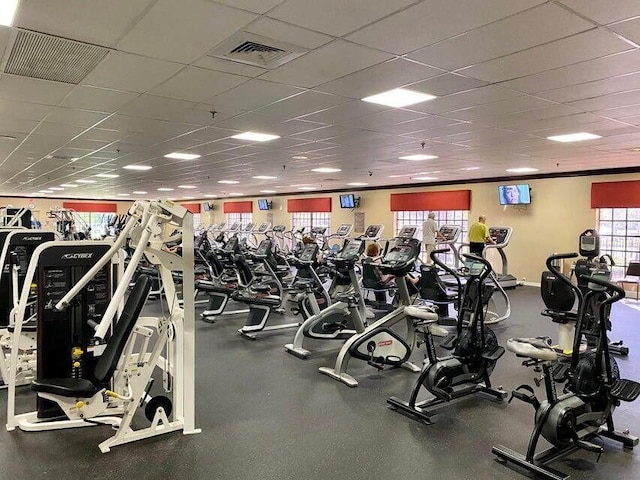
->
[31, 275, 152, 399]
[506, 337, 558, 361]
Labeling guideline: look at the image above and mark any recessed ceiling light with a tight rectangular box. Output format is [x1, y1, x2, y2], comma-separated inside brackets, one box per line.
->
[31, 192, 44, 195]
[0, 0, 19, 27]
[292, 156, 308, 160]
[178, 185, 197, 189]
[124, 165, 153, 171]
[182, 196, 195, 200]
[547, 132, 601, 143]
[117, 193, 130, 196]
[218, 180, 239, 184]
[399, 154, 438, 161]
[362, 88, 436, 108]
[158, 187, 174, 191]
[228, 192, 244, 196]
[49, 187, 64, 191]
[260, 190, 276, 194]
[76, 179, 97, 184]
[460, 167, 480, 171]
[164, 152, 201, 160]
[60, 184, 78, 188]
[413, 176, 439, 181]
[252, 175, 278, 180]
[506, 167, 539, 173]
[311, 167, 341, 173]
[133, 191, 148, 195]
[231, 132, 280, 142]
[204, 194, 218, 198]
[298, 186, 316, 191]
[95, 173, 120, 178]
[39, 190, 54, 194]
[347, 182, 368, 186]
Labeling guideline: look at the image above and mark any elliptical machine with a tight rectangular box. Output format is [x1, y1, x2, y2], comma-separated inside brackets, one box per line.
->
[493, 252, 640, 480]
[388, 250, 507, 423]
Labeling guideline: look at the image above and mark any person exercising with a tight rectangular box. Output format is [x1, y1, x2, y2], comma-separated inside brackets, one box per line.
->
[468, 215, 494, 256]
[422, 212, 447, 264]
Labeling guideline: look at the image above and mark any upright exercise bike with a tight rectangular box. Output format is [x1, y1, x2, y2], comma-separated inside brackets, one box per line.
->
[388, 250, 507, 423]
[493, 252, 640, 480]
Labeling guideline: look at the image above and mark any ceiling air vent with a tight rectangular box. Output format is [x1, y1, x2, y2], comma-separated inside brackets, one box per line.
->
[209, 32, 307, 69]
[3, 29, 109, 84]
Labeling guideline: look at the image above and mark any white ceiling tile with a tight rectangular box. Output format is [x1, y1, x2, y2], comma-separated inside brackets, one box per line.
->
[347, 0, 545, 54]
[592, 104, 640, 120]
[316, 58, 442, 99]
[260, 40, 392, 88]
[118, 95, 199, 121]
[33, 122, 87, 138]
[557, 0, 640, 25]
[341, 110, 425, 130]
[245, 17, 333, 49]
[459, 29, 632, 83]
[15, 0, 156, 47]
[538, 72, 640, 103]
[0, 75, 74, 105]
[568, 90, 640, 112]
[268, 0, 416, 37]
[82, 52, 184, 93]
[150, 66, 248, 102]
[61, 86, 138, 112]
[211, 0, 284, 14]
[406, 74, 488, 97]
[193, 56, 267, 77]
[448, 96, 557, 122]
[44, 108, 110, 127]
[408, 4, 594, 71]
[0, 99, 53, 122]
[80, 128, 126, 143]
[407, 85, 521, 115]
[297, 101, 386, 124]
[609, 17, 640, 45]
[0, 117, 39, 134]
[209, 80, 304, 112]
[256, 91, 349, 119]
[117, 0, 257, 63]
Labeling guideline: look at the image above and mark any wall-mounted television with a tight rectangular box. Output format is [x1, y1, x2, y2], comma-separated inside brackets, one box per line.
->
[498, 184, 531, 205]
[257, 199, 271, 211]
[339, 193, 357, 209]
[203, 202, 212, 212]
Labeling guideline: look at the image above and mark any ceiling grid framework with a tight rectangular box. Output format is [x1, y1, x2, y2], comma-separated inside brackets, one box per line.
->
[0, 0, 638, 200]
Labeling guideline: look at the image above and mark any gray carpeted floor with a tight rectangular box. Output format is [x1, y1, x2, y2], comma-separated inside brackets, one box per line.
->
[1, 286, 639, 480]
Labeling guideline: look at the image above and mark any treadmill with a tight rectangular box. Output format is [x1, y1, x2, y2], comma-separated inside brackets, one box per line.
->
[485, 226, 517, 289]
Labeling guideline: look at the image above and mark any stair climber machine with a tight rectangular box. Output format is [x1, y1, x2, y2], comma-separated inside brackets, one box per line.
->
[284, 239, 367, 359]
[6, 199, 200, 452]
[197, 235, 250, 323]
[234, 238, 300, 340]
[485, 226, 519, 289]
[272, 225, 288, 253]
[493, 253, 640, 480]
[319, 236, 423, 387]
[0, 230, 57, 387]
[288, 243, 331, 321]
[388, 251, 507, 423]
[437, 224, 462, 269]
[325, 223, 353, 253]
[572, 229, 628, 356]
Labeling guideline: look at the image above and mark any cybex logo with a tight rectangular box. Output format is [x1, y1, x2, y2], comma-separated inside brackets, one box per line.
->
[378, 340, 393, 347]
[22, 236, 42, 241]
[61, 253, 93, 260]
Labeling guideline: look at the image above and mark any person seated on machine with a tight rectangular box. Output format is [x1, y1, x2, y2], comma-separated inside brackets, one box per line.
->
[364, 243, 419, 289]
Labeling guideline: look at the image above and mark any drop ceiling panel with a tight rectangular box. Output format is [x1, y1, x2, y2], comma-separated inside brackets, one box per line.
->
[268, 0, 417, 37]
[568, 90, 640, 112]
[261, 40, 392, 88]
[459, 29, 632, 83]
[255, 91, 348, 120]
[538, 72, 640, 103]
[408, 85, 521, 115]
[117, 0, 257, 63]
[43, 108, 110, 127]
[118, 95, 199, 121]
[407, 4, 594, 71]
[245, 17, 333, 49]
[15, 0, 156, 47]
[209, 80, 304, 112]
[609, 17, 640, 45]
[150, 66, 248, 102]
[61, 86, 138, 112]
[557, 0, 640, 25]
[316, 58, 442, 99]
[0, 117, 38, 134]
[297, 101, 385, 124]
[0, 75, 74, 105]
[192, 56, 267, 77]
[406, 74, 488, 97]
[346, 0, 545, 54]
[211, 0, 284, 14]
[340, 110, 425, 130]
[81, 52, 184, 93]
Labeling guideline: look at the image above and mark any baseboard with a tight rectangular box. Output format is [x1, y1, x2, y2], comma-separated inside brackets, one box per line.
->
[522, 281, 541, 288]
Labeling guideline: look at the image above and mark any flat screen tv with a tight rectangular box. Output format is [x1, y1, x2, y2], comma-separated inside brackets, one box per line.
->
[257, 199, 270, 211]
[203, 202, 212, 212]
[339, 193, 356, 209]
[498, 184, 531, 205]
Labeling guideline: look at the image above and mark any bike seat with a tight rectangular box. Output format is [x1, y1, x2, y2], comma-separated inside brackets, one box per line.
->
[405, 305, 438, 323]
[506, 337, 558, 361]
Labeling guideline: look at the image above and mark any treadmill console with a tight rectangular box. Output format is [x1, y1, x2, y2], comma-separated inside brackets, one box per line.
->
[223, 236, 239, 254]
[227, 222, 241, 232]
[488, 227, 512, 247]
[293, 226, 305, 234]
[272, 225, 286, 233]
[439, 225, 461, 244]
[337, 239, 364, 260]
[379, 238, 420, 275]
[255, 222, 272, 234]
[254, 239, 273, 258]
[464, 259, 486, 277]
[311, 227, 327, 235]
[243, 223, 255, 232]
[334, 223, 353, 237]
[216, 222, 226, 231]
[579, 229, 599, 258]
[398, 225, 418, 239]
[361, 224, 383, 240]
[298, 243, 319, 263]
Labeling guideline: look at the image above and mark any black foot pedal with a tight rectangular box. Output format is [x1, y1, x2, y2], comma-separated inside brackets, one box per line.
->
[611, 379, 640, 402]
[482, 346, 505, 362]
[439, 334, 457, 350]
[551, 361, 571, 383]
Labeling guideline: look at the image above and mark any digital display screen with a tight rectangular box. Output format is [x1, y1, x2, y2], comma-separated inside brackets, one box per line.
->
[203, 203, 211, 212]
[385, 246, 411, 262]
[498, 184, 531, 205]
[341, 240, 362, 257]
[257, 199, 270, 211]
[363, 225, 381, 238]
[335, 224, 351, 236]
[339, 194, 355, 209]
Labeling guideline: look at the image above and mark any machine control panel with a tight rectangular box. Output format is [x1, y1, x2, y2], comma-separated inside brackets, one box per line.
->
[254, 239, 273, 258]
[361, 224, 383, 240]
[334, 223, 353, 237]
[298, 244, 319, 263]
[272, 225, 286, 233]
[310, 227, 327, 235]
[243, 223, 255, 232]
[227, 222, 241, 233]
[439, 225, 461, 244]
[488, 227, 512, 248]
[293, 226, 305, 234]
[337, 239, 364, 260]
[255, 222, 272, 234]
[398, 225, 418, 239]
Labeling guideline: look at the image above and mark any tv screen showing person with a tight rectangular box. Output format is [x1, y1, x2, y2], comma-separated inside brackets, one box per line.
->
[499, 184, 531, 205]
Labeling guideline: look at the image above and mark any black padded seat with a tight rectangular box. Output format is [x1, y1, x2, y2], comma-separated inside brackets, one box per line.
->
[32, 275, 152, 399]
[232, 291, 281, 306]
[7, 325, 37, 333]
[196, 280, 236, 294]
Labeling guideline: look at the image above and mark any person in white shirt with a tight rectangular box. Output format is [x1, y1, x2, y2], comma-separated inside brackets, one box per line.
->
[422, 212, 446, 264]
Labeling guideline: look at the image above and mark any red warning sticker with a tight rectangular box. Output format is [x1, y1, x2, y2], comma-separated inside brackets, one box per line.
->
[378, 340, 393, 347]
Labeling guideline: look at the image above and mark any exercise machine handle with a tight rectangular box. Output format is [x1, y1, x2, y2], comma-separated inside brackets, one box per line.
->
[461, 253, 493, 283]
[578, 274, 625, 303]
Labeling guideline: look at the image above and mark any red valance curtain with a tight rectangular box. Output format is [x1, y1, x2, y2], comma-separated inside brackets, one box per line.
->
[287, 197, 332, 212]
[223, 201, 252, 213]
[390, 190, 471, 211]
[591, 180, 640, 208]
[62, 202, 117, 213]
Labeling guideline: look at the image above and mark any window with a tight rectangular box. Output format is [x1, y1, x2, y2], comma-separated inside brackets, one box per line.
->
[597, 208, 640, 278]
[291, 212, 331, 233]
[394, 210, 469, 264]
[75, 212, 115, 239]
[192, 213, 201, 231]
[226, 212, 252, 227]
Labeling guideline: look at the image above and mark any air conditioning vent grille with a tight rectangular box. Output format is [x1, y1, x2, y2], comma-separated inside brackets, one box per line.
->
[5, 30, 109, 84]
[209, 32, 307, 69]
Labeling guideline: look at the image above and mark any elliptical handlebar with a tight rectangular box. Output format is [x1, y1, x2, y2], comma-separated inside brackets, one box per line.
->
[578, 273, 626, 303]
[545, 252, 581, 295]
[461, 253, 493, 283]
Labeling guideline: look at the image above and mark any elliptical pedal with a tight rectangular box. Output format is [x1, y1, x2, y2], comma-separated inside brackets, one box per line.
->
[481, 345, 505, 362]
[610, 379, 640, 402]
[439, 334, 457, 350]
